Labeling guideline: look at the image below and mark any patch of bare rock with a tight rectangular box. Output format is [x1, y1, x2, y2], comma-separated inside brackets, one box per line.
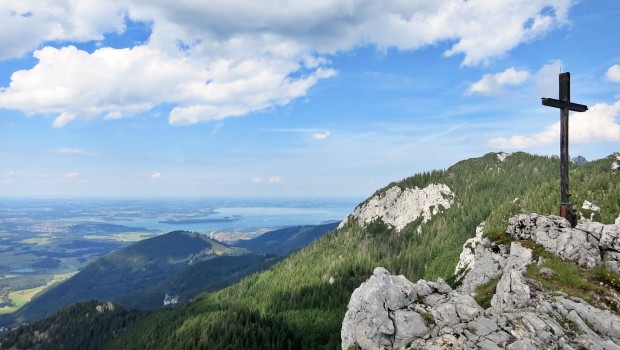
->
[338, 184, 454, 232]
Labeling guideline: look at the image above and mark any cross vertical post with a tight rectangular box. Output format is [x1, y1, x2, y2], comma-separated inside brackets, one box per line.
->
[541, 72, 588, 227]
[559, 73, 570, 207]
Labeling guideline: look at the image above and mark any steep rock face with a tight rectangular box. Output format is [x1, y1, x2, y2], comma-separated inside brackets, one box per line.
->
[342, 214, 620, 350]
[497, 152, 511, 162]
[338, 183, 454, 232]
[611, 153, 620, 170]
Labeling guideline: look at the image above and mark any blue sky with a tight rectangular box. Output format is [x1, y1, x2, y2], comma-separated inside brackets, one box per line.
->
[1, 0, 619, 199]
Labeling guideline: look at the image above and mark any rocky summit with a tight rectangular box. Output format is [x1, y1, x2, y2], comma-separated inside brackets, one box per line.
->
[341, 213, 620, 350]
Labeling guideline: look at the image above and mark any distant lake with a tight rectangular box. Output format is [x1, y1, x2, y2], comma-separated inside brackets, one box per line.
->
[111, 201, 358, 232]
[0, 198, 361, 233]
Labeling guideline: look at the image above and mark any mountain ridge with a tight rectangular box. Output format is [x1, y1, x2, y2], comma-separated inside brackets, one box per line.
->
[2, 151, 619, 349]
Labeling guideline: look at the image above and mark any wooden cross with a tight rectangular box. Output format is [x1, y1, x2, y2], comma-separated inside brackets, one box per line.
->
[541, 72, 588, 227]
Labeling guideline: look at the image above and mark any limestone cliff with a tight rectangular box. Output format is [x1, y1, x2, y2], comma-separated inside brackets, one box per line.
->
[611, 153, 620, 170]
[342, 214, 620, 350]
[338, 183, 454, 232]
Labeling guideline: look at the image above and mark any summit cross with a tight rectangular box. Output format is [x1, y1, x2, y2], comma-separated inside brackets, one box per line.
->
[541, 72, 588, 227]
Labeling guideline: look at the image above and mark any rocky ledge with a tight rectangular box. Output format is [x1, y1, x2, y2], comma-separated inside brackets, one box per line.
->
[341, 214, 620, 350]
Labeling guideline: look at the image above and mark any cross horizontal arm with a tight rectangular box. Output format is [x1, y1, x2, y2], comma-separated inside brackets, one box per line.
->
[541, 98, 588, 112]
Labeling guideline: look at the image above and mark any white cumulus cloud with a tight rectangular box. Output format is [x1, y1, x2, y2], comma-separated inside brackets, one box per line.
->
[606, 64, 620, 83]
[52, 147, 87, 154]
[0, 0, 573, 126]
[312, 131, 332, 140]
[63, 172, 80, 179]
[467, 67, 531, 95]
[268, 176, 282, 183]
[151, 172, 162, 181]
[489, 100, 620, 148]
[251, 177, 262, 183]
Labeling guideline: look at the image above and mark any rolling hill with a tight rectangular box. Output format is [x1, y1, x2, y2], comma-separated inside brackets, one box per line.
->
[2, 222, 341, 327]
[4, 231, 236, 324]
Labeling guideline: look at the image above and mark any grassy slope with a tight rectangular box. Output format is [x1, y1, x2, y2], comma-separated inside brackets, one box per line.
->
[112, 152, 582, 349]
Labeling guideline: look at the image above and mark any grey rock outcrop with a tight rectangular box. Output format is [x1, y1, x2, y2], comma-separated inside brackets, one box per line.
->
[611, 153, 620, 170]
[342, 267, 620, 350]
[95, 301, 115, 313]
[497, 152, 511, 162]
[342, 213, 620, 350]
[455, 222, 531, 295]
[583, 200, 601, 212]
[338, 183, 454, 232]
[507, 213, 620, 272]
[163, 293, 179, 307]
[341, 267, 484, 350]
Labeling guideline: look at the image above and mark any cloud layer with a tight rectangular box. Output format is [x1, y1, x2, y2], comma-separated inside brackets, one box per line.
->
[0, 0, 572, 126]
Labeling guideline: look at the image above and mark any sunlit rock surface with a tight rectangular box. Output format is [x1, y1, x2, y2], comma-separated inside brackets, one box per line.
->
[338, 183, 454, 232]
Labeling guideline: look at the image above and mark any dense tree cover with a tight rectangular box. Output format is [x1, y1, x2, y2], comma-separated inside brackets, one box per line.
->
[5, 152, 619, 350]
[0, 301, 148, 350]
[118, 254, 282, 309]
[236, 223, 340, 255]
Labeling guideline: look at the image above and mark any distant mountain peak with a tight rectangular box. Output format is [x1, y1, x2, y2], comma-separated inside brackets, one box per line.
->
[571, 155, 588, 166]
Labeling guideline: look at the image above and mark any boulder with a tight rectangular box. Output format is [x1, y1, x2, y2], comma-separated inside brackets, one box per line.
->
[341, 267, 420, 350]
